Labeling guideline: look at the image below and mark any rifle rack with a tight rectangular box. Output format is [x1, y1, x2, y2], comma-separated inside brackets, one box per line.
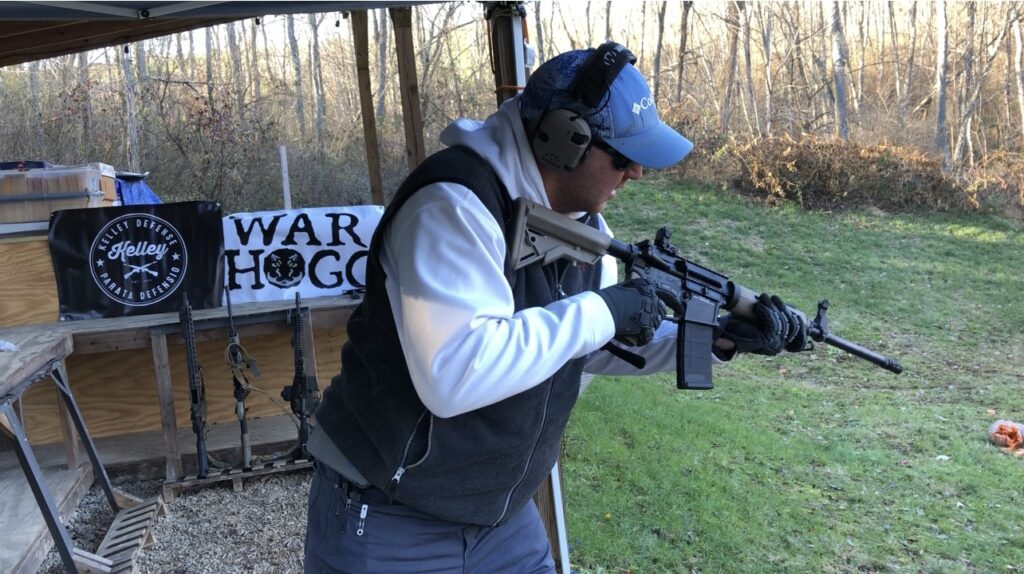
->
[161, 457, 312, 503]
[146, 301, 322, 502]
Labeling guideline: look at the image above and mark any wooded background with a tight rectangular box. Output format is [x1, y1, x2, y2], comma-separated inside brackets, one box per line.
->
[1, 1, 1022, 215]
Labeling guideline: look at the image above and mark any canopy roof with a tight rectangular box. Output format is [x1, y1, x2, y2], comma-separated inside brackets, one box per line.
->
[0, 1, 432, 67]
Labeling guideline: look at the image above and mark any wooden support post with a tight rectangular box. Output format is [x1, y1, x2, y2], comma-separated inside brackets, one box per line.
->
[388, 6, 426, 170]
[350, 10, 386, 206]
[149, 331, 183, 482]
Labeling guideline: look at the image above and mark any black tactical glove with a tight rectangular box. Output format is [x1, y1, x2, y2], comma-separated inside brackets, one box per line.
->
[594, 278, 668, 346]
[716, 293, 807, 356]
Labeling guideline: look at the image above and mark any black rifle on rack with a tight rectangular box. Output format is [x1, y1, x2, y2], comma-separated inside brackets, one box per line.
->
[179, 294, 209, 478]
[509, 198, 903, 390]
[224, 286, 259, 471]
[281, 293, 321, 459]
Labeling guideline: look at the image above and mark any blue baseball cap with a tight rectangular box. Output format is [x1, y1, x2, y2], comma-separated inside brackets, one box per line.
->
[519, 48, 693, 169]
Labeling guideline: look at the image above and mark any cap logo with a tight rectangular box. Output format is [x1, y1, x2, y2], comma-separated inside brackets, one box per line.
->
[633, 96, 655, 115]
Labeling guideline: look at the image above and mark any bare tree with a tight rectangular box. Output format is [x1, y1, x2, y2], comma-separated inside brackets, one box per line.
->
[534, 2, 546, 62]
[374, 9, 390, 118]
[755, 3, 773, 136]
[959, 2, 977, 164]
[310, 14, 326, 161]
[205, 28, 215, 110]
[287, 15, 307, 141]
[951, 4, 1012, 168]
[29, 60, 45, 156]
[934, 0, 951, 168]
[831, 0, 850, 139]
[604, 1, 611, 43]
[653, 1, 668, 102]
[888, 2, 902, 107]
[250, 20, 261, 102]
[1014, 4, 1024, 147]
[78, 51, 91, 147]
[720, 1, 741, 133]
[227, 22, 244, 118]
[675, 1, 693, 102]
[904, 1, 918, 109]
[741, 2, 760, 135]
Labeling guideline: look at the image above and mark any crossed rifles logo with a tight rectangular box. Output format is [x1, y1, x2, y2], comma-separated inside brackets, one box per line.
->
[89, 213, 188, 306]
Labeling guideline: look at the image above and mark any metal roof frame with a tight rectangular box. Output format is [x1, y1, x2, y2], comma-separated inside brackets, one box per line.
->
[0, 1, 433, 67]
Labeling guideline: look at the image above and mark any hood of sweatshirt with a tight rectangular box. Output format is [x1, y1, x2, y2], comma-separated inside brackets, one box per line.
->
[439, 98, 552, 209]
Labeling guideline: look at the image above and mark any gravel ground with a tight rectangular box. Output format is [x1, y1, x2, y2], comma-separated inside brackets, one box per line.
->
[39, 470, 311, 573]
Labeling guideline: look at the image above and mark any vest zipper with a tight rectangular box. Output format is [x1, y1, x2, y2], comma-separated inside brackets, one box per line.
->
[388, 409, 434, 492]
[489, 260, 574, 525]
[492, 371, 555, 526]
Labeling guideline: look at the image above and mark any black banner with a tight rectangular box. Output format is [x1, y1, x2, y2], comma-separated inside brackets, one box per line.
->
[48, 201, 224, 320]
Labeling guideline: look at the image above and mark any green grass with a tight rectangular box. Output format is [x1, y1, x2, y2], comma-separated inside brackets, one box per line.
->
[564, 178, 1024, 573]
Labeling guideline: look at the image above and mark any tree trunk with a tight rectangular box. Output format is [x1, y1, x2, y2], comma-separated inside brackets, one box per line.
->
[904, 1, 918, 117]
[375, 9, 390, 118]
[853, 2, 864, 112]
[250, 20, 261, 102]
[639, 2, 648, 65]
[755, 3, 773, 136]
[1014, 5, 1024, 147]
[310, 14, 326, 161]
[188, 30, 196, 78]
[227, 22, 244, 117]
[934, 0, 951, 168]
[535, 2, 546, 62]
[675, 1, 693, 102]
[1004, 24, 1014, 147]
[175, 33, 185, 76]
[78, 51, 91, 149]
[205, 28, 215, 111]
[287, 14, 307, 141]
[720, 1, 741, 134]
[960, 2, 977, 164]
[653, 1, 668, 102]
[741, 2, 759, 136]
[29, 60, 45, 157]
[604, 1, 611, 43]
[585, 1, 593, 47]
[831, 1, 850, 139]
[888, 1, 902, 119]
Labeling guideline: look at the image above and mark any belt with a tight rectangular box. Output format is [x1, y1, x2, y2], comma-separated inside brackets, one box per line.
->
[340, 478, 392, 506]
[319, 461, 392, 505]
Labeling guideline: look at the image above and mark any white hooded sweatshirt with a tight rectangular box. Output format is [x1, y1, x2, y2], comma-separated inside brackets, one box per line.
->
[378, 98, 681, 419]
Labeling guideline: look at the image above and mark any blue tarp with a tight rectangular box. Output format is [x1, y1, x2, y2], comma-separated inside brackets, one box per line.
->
[115, 173, 161, 205]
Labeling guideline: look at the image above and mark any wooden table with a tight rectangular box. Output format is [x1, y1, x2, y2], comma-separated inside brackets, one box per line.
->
[0, 328, 123, 573]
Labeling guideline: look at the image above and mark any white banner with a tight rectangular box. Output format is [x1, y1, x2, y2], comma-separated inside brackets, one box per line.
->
[223, 205, 383, 304]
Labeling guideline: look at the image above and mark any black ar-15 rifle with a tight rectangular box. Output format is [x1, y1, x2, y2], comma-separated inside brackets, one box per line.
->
[179, 294, 209, 478]
[508, 198, 902, 390]
[281, 293, 321, 458]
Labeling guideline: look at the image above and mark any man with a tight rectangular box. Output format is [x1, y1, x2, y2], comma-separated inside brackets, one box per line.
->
[304, 43, 805, 573]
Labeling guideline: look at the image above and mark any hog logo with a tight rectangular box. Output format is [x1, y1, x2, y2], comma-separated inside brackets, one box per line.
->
[264, 248, 305, 288]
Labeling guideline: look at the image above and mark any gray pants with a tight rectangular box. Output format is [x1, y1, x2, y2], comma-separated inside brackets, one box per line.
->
[304, 463, 556, 573]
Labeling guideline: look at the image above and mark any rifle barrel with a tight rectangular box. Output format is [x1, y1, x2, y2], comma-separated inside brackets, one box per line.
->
[811, 329, 903, 374]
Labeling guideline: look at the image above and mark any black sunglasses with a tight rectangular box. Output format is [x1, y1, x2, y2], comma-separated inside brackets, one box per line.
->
[590, 140, 637, 171]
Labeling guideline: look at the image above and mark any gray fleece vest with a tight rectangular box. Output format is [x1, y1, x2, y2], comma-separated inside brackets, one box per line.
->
[315, 146, 602, 526]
